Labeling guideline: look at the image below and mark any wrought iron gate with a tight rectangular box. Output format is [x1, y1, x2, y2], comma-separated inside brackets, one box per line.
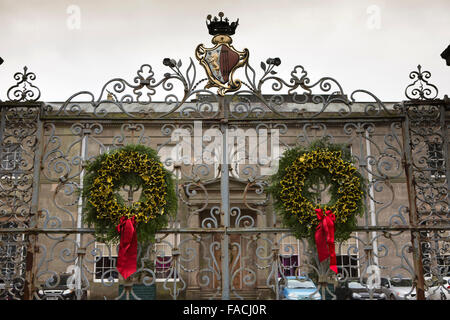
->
[0, 14, 449, 301]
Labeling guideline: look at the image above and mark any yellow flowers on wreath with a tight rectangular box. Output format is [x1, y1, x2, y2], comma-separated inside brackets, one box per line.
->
[270, 139, 366, 241]
[88, 150, 167, 223]
[280, 149, 362, 226]
[82, 144, 177, 243]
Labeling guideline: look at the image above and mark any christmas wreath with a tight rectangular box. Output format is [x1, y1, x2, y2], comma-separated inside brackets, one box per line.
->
[82, 144, 177, 278]
[269, 139, 365, 273]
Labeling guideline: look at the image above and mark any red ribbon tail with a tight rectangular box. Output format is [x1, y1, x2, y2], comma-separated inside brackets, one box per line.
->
[328, 242, 338, 274]
[314, 209, 329, 263]
[116, 217, 137, 279]
[326, 210, 337, 274]
[315, 209, 338, 273]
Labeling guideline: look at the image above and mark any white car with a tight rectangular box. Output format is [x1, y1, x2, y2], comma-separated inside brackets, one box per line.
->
[380, 277, 416, 300]
[425, 277, 450, 300]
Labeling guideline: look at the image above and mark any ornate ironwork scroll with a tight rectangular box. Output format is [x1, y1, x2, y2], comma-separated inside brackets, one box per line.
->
[0, 15, 449, 301]
[401, 67, 449, 299]
[0, 100, 42, 299]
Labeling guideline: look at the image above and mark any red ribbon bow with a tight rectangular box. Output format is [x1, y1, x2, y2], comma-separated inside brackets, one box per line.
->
[116, 216, 138, 279]
[314, 208, 338, 274]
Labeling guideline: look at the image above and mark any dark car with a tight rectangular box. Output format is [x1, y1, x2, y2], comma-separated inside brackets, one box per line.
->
[346, 279, 386, 300]
[330, 279, 386, 300]
[35, 273, 88, 300]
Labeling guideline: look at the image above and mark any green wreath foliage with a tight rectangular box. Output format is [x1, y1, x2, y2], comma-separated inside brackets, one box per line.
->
[82, 144, 177, 244]
[269, 138, 366, 242]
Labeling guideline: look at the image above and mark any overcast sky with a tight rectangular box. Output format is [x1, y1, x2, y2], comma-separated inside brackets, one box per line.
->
[0, 0, 449, 102]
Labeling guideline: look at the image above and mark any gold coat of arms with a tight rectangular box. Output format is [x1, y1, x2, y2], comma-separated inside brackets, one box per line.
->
[195, 12, 249, 96]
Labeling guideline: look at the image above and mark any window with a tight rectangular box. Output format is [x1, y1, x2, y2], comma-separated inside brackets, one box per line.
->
[154, 240, 175, 281]
[336, 255, 359, 278]
[0, 242, 17, 278]
[93, 243, 118, 282]
[437, 254, 450, 276]
[280, 255, 298, 277]
[155, 256, 172, 279]
[420, 231, 449, 277]
[0, 144, 22, 179]
[428, 142, 445, 179]
[420, 231, 433, 276]
[1, 144, 21, 171]
[95, 256, 118, 282]
[152, 228, 181, 282]
[93, 240, 179, 282]
[334, 232, 360, 278]
[0, 222, 23, 280]
[278, 235, 300, 277]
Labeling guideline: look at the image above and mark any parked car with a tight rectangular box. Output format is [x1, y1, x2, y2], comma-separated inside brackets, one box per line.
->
[35, 273, 88, 300]
[331, 281, 352, 300]
[346, 279, 387, 300]
[380, 277, 416, 300]
[279, 276, 321, 300]
[425, 276, 450, 300]
[327, 278, 386, 300]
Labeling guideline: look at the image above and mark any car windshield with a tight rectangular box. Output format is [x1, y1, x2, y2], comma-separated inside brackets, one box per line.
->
[391, 278, 413, 287]
[348, 281, 365, 289]
[286, 279, 316, 289]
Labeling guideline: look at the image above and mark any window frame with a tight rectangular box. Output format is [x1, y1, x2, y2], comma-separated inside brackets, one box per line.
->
[0, 222, 25, 280]
[93, 243, 119, 283]
[427, 142, 445, 180]
[0, 143, 22, 180]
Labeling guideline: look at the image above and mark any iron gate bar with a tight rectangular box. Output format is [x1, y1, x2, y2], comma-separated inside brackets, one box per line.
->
[219, 95, 231, 300]
[440, 104, 450, 205]
[38, 116, 407, 122]
[24, 105, 44, 300]
[0, 225, 448, 234]
[401, 97, 447, 300]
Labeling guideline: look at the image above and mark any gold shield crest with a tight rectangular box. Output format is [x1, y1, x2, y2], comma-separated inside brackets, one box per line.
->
[195, 14, 249, 96]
